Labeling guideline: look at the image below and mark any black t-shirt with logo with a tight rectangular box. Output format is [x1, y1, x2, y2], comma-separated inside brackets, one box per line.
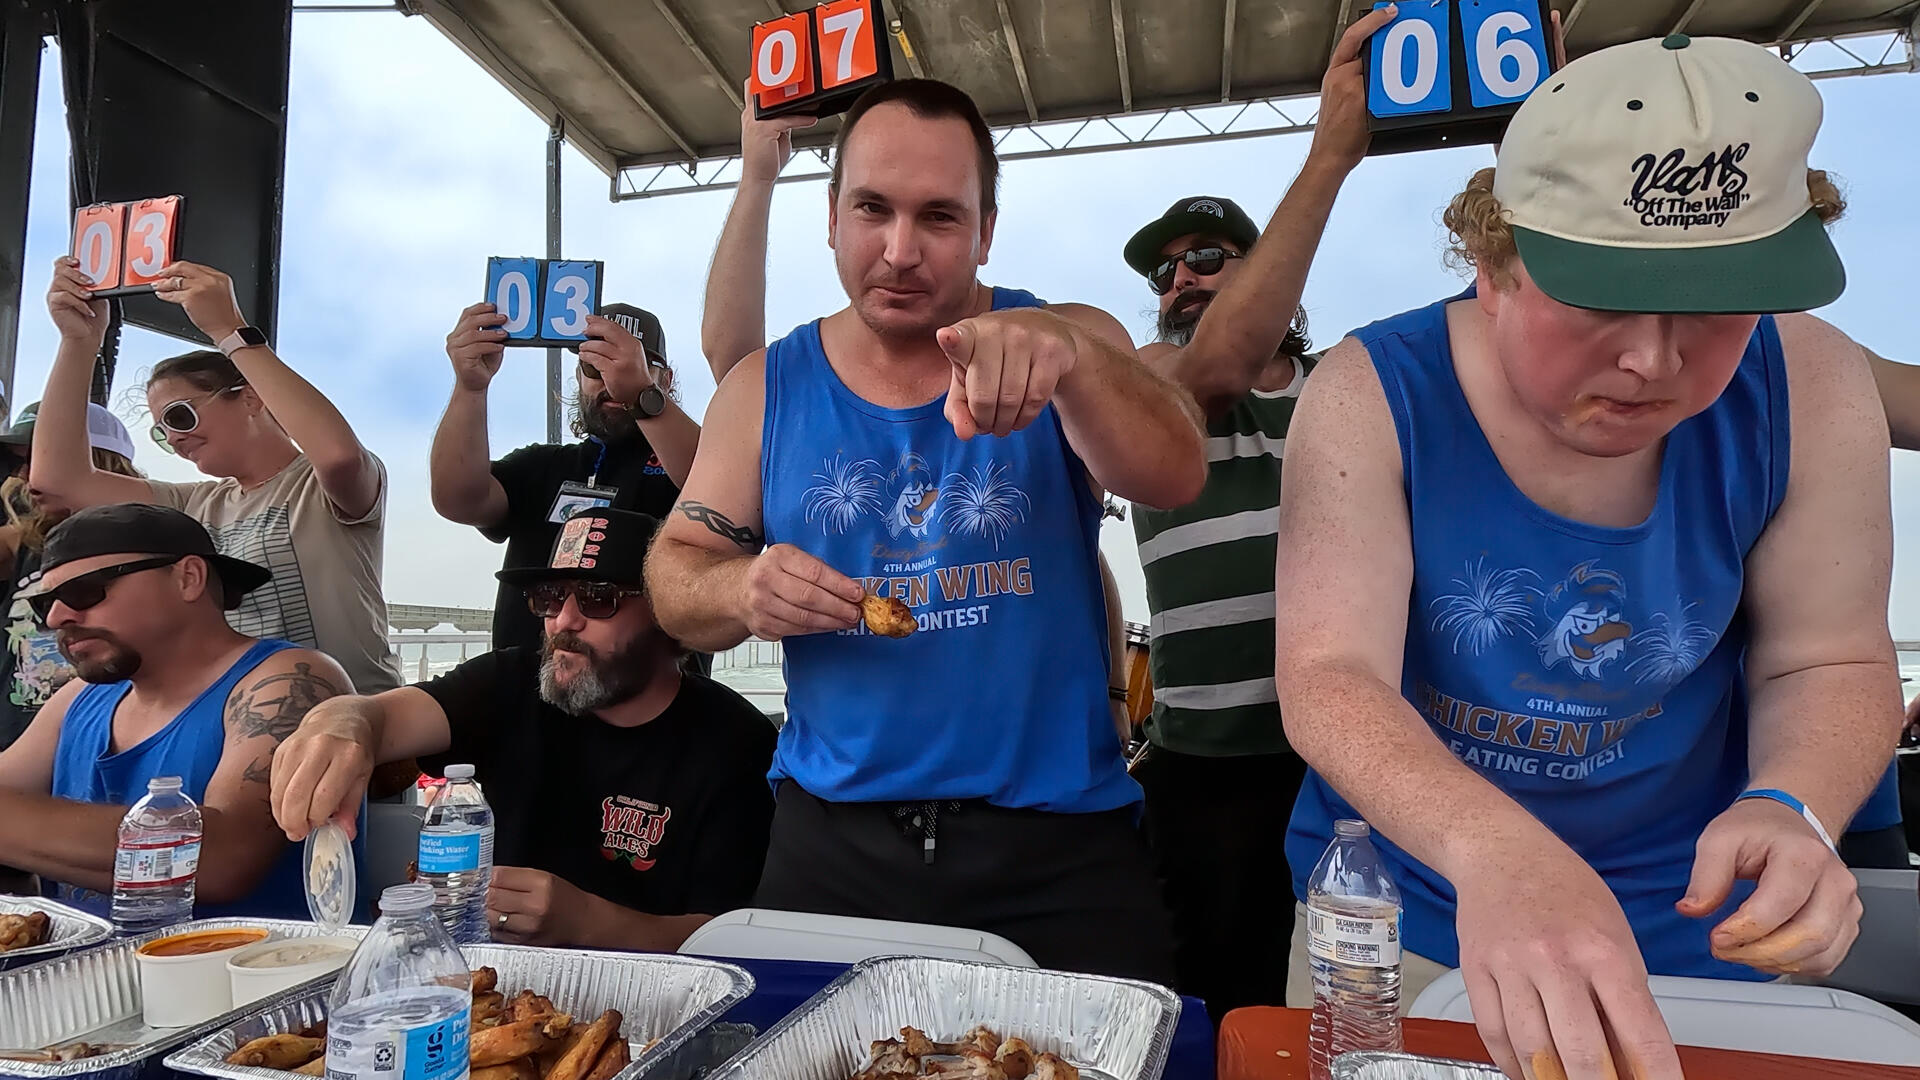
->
[484, 437, 679, 652]
[417, 648, 776, 918]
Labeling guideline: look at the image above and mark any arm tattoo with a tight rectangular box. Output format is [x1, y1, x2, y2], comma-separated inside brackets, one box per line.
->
[225, 662, 342, 746]
[676, 500, 762, 549]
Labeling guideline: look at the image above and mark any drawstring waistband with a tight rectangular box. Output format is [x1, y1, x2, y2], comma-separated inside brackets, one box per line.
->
[887, 800, 964, 864]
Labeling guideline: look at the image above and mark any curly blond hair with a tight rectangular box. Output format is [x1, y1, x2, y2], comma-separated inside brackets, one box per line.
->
[1442, 167, 1848, 290]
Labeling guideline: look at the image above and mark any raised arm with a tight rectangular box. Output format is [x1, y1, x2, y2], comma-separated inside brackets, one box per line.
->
[1679, 313, 1900, 975]
[700, 91, 817, 382]
[156, 262, 382, 519]
[271, 686, 457, 841]
[430, 303, 511, 528]
[646, 352, 862, 651]
[31, 258, 156, 507]
[1274, 339, 1683, 1080]
[579, 315, 701, 486]
[1052, 304, 1208, 509]
[1152, 7, 1388, 416]
[1864, 344, 1920, 452]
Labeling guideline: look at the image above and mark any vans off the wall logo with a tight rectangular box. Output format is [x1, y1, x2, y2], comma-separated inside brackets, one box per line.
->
[1623, 143, 1752, 230]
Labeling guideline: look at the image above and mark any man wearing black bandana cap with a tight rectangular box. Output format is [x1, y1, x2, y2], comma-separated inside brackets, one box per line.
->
[271, 508, 775, 950]
[429, 299, 702, 653]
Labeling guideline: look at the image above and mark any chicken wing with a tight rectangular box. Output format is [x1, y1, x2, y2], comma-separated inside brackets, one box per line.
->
[1029, 1053, 1078, 1080]
[544, 1010, 621, 1080]
[925, 1049, 1007, 1080]
[469, 1060, 538, 1080]
[581, 1037, 630, 1080]
[472, 991, 507, 1027]
[853, 1038, 920, 1080]
[507, 989, 561, 1023]
[0, 912, 50, 952]
[861, 594, 916, 638]
[994, 1038, 1034, 1080]
[470, 967, 499, 995]
[224, 1035, 327, 1071]
[294, 1057, 328, 1076]
[469, 1017, 568, 1068]
[934, 1027, 1001, 1057]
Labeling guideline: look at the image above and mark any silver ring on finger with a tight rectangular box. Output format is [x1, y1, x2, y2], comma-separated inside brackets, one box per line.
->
[170, 275, 185, 291]
[496, 911, 509, 928]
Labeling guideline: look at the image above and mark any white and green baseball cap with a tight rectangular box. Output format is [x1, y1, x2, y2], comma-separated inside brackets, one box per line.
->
[1492, 34, 1844, 314]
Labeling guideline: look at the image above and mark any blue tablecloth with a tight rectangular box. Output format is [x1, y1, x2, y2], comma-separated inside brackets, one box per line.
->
[698, 955, 1216, 1080]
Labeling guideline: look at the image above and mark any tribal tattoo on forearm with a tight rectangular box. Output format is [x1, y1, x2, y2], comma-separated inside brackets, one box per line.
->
[676, 500, 763, 549]
[227, 662, 342, 784]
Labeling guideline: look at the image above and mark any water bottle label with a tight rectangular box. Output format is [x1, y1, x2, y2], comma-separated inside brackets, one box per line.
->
[1307, 905, 1401, 968]
[328, 1008, 470, 1080]
[113, 838, 201, 888]
[418, 832, 481, 874]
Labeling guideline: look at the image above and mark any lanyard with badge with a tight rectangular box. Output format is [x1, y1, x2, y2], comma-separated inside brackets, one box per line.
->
[547, 436, 620, 523]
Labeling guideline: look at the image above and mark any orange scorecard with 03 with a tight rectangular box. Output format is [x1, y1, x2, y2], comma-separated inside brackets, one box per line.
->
[71, 195, 183, 297]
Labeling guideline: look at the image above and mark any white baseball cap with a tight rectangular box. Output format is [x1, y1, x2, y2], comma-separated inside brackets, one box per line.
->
[1492, 34, 1844, 314]
[0, 401, 137, 462]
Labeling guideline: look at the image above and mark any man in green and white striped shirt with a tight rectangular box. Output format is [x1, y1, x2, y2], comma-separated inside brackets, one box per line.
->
[1124, 18, 1380, 1019]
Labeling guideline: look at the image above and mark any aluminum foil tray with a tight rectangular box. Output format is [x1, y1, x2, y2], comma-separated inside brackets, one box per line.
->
[0, 918, 366, 1080]
[164, 944, 755, 1080]
[0, 898, 112, 973]
[705, 955, 1182, 1080]
[1332, 1051, 1506, 1079]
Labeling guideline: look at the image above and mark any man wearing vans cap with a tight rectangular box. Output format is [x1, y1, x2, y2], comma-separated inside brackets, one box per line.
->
[1275, 33, 1896, 1079]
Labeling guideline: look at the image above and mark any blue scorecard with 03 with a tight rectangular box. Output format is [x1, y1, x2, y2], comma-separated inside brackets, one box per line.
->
[485, 257, 542, 342]
[1369, 0, 1452, 118]
[1458, 0, 1549, 108]
[541, 261, 600, 344]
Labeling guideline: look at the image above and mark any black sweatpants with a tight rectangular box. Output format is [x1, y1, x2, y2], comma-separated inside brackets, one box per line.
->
[753, 782, 1177, 985]
[1134, 746, 1310, 1024]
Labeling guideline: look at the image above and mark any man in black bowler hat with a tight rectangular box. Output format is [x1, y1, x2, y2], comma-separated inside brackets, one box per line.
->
[271, 508, 775, 951]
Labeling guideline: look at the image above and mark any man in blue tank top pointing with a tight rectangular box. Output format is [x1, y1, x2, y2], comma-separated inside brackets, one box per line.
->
[649, 79, 1206, 981]
[1274, 35, 1900, 1079]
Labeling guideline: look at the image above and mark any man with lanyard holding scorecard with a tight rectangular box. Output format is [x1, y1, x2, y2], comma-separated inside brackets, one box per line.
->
[647, 78, 1207, 981]
[430, 301, 701, 654]
[1273, 34, 1899, 1079]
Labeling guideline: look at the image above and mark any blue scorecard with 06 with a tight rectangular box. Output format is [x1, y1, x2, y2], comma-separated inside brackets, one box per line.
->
[1363, 0, 1556, 155]
[484, 257, 605, 349]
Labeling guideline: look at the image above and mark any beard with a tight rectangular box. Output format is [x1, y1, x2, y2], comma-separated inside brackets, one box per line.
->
[56, 628, 142, 683]
[575, 390, 636, 442]
[1156, 288, 1215, 346]
[537, 629, 657, 714]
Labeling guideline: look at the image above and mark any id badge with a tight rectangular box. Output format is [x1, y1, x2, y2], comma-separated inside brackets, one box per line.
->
[548, 481, 617, 523]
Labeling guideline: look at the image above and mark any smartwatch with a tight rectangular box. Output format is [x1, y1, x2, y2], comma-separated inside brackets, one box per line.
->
[631, 385, 667, 419]
[216, 326, 269, 357]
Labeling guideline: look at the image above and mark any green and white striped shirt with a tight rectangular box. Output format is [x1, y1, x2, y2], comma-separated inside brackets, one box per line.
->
[1131, 354, 1315, 757]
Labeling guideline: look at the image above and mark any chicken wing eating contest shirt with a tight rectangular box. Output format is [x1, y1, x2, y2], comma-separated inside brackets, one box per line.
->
[1288, 290, 1789, 980]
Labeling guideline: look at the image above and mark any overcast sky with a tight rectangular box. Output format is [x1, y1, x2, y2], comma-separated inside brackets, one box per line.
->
[9, 14, 1920, 634]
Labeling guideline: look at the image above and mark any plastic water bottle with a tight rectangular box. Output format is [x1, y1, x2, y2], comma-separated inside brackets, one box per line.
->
[1306, 818, 1404, 1080]
[327, 883, 471, 1080]
[417, 765, 494, 943]
[111, 777, 203, 934]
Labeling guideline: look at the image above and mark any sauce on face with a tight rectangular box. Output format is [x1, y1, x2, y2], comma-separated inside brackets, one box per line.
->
[138, 928, 269, 958]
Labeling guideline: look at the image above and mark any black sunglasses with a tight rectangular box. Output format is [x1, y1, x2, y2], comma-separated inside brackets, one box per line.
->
[525, 580, 643, 620]
[579, 357, 670, 383]
[1147, 247, 1243, 295]
[29, 555, 185, 626]
[150, 384, 247, 450]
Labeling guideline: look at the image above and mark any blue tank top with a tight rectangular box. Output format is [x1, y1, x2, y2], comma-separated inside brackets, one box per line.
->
[761, 287, 1137, 812]
[1288, 290, 1789, 980]
[48, 639, 313, 920]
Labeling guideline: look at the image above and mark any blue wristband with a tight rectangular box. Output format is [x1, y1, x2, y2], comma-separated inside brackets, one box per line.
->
[1737, 788, 1837, 852]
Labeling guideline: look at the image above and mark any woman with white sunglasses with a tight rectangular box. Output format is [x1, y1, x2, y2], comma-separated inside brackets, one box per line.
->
[31, 257, 402, 727]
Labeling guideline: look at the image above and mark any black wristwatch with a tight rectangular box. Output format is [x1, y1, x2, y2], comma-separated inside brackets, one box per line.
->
[630, 385, 667, 419]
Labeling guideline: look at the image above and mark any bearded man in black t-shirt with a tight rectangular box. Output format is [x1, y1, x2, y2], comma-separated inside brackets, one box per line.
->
[269, 509, 775, 950]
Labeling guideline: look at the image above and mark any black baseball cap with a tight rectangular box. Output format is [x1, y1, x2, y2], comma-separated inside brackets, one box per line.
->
[1124, 196, 1261, 277]
[497, 508, 657, 589]
[41, 504, 271, 611]
[599, 303, 667, 364]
